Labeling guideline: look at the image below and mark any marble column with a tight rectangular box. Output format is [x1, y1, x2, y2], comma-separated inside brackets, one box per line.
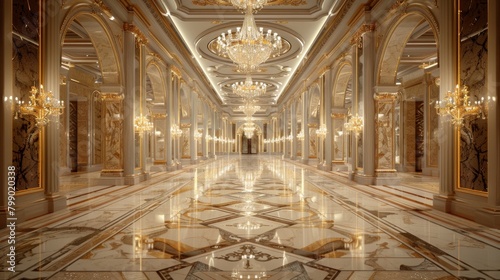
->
[301, 91, 310, 164]
[41, 0, 66, 211]
[211, 110, 216, 158]
[122, 27, 136, 182]
[353, 27, 376, 184]
[138, 42, 148, 177]
[190, 91, 198, 163]
[0, 0, 14, 228]
[324, 68, 333, 170]
[202, 103, 208, 159]
[283, 108, 288, 158]
[433, 0, 456, 209]
[165, 65, 174, 169]
[290, 102, 297, 160]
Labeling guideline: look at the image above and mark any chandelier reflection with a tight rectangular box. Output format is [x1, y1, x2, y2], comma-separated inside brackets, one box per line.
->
[434, 84, 487, 127]
[216, 4, 282, 72]
[232, 75, 267, 99]
[19, 85, 64, 127]
[344, 114, 363, 135]
[134, 114, 153, 134]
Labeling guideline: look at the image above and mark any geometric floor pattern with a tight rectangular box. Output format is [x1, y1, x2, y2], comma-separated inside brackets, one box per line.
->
[1, 155, 499, 279]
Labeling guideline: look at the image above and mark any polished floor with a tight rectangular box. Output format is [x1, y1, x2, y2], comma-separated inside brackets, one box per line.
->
[1, 155, 499, 280]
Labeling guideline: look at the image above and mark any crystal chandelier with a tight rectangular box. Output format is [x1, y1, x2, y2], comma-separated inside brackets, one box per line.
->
[194, 130, 203, 141]
[232, 75, 267, 99]
[19, 85, 64, 127]
[315, 124, 327, 138]
[243, 122, 256, 138]
[216, 5, 282, 72]
[134, 114, 153, 134]
[230, 0, 267, 12]
[239, 102, 261, 116]
[344, 114, 363, 135]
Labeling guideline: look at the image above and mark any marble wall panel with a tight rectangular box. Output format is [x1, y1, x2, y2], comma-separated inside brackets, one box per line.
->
[309, 128, 317, 158]
[427, 83, 439, 167]
[376, 102, 394, 170]
[59, 82, 68, 168]
[182, 128, 190, 158]
[94, 99, 103, 165]
[332, 119, 344, 161]
[404, 101, 416, 166]
[77, 101, 89, 166]
[12, 20, 39, 190]
[153, 118, 166, 161]
[356, 132, 363, 169]
[69, 102, 78, 172]
[103, 100, 123, 170]
[459, 0, 488, 192]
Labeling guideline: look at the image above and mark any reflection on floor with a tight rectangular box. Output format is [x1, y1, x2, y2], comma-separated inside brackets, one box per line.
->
[1, 155, 499, 280]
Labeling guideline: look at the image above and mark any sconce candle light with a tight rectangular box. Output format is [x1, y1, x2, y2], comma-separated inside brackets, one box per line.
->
[19, 85, 64, 127]
[434, 84, 487, 127]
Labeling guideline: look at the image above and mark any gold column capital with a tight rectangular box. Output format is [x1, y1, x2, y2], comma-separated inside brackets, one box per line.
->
[123, 23, 148, 45]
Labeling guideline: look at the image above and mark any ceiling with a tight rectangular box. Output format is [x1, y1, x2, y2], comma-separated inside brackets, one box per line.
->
[60, 0, 438, 116]
[157, 0, 344, 117]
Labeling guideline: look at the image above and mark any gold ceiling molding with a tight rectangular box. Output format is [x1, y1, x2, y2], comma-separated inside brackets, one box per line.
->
[331, 113, 346, 118]
[171, 66, 182, 79]
[152, 113, 167, 118]
[192, 0, 307, 6]
[100, 93, 125, 101]
[123, 23, 148, 45]
[92, 0, 113, 17]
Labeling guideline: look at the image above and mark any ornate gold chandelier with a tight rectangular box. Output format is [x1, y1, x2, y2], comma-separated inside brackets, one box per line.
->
[216, 4, 282, 72]
[434, 84, 485, 127]
[232, 75, 267, 99]
[19, 85, 64, 127]
[344, 114, 363, 135]
[239, 102, 261, 116]
[134, 114, 153, 134]
[315, 124, 327, 138]
[170, 124, 183, 137]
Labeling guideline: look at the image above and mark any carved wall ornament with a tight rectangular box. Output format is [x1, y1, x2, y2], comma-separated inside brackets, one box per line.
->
[350, 24, 376, 48]
[374, 92, 399, 101]
[123, 23, 148, 45]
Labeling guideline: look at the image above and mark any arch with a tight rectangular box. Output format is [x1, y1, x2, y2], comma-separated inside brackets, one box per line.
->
[332, 61, 353, 108]
[146, 59, 166, 105]
[376, 4, 439, 85]
[60, 4, 123, 85]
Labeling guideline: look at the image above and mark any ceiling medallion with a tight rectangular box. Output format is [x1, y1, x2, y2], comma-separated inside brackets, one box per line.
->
[230, 0, 267, 12]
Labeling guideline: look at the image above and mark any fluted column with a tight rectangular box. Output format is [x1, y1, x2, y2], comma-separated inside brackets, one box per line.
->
[202, 103, 208, 159]
[283, 108, 288, 158]
[211, 110, 216, 158]
[138, 41, 147, 176]
[435, 0, 456, 199]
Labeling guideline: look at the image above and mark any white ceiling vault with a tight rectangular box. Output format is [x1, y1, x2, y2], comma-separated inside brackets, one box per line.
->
[156, 0, 344, 118]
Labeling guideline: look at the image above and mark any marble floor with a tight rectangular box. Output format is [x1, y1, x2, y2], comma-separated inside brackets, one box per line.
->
[1, 155, 499, 280]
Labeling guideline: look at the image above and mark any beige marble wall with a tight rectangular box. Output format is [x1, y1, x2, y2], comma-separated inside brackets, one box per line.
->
[332, 118, 344, 161]
[308, 127, 317, 158]
[427, 82, 439, 167]
[102, 98, 123, 171]
[77, 101, 89, 166]
[404, 101, 416, 166]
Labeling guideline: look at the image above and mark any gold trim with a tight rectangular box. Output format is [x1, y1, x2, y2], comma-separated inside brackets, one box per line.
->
[456, 187, 489, 197]
[331, 113, 346, 118]
[123, 23, 148, 45]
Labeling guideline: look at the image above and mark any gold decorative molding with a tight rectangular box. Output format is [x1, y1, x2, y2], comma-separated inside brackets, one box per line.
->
[388, 0, 409, 14]
[192, 0, 306, 6]
[374, 92, 398, 101]
[350, 24, 376, 48]
[100, 93, 124, 101]
[331, 113, 346, 118]
[152, 113, 167, 119]
[171, 66, 182, 79]
[123, 23, 148, 45]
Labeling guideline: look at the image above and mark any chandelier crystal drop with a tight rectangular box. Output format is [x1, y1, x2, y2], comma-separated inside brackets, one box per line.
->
[239, 102, 261, 116]
[217, 5, 282, 72]
[232, 75, 267, 99]
[230, 0, 267, 12]
[134, 114, 153, 134]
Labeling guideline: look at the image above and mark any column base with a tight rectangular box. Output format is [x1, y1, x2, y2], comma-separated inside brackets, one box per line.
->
[301, 158, 309, 164]
[433, 194, 500, 229]
[46, 193, 67, 212]
[332, 163, 348, 172]
[422, 167, 439, 177]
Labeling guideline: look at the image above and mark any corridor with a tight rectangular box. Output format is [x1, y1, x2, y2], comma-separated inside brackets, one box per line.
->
[1, 155, 499, 280]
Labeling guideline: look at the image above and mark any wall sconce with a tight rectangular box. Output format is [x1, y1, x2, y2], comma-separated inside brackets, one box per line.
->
[286, 134, 293, 141]
[315, 124, 327, 138]
[170, 124, 183, 137]
[297, 131, 304, 141]
[435, 84, 489, 127]
[134, 114, 153, 134]
[17, 85, 64, 127]
[194, 130, 202, 141]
